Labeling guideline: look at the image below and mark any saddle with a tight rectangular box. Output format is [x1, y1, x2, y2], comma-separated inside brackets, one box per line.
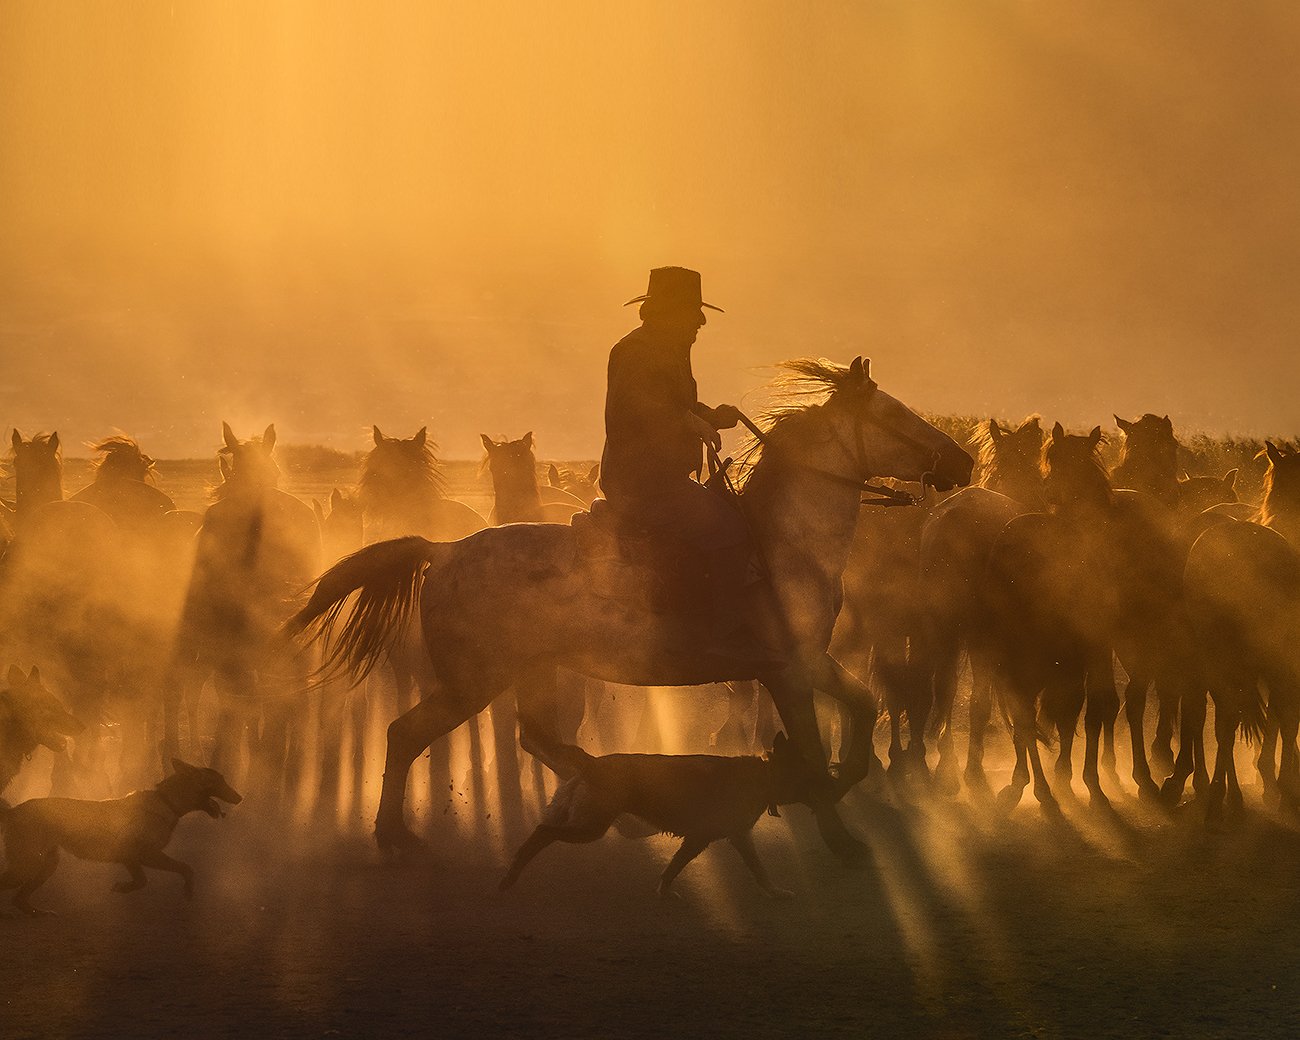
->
[570, 498, 714, 616]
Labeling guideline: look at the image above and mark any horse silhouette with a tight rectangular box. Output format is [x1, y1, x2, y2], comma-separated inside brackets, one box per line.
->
[169, 423, 320, 795]
[915, 415, 1046, 795]
[288, 357, 973, 863]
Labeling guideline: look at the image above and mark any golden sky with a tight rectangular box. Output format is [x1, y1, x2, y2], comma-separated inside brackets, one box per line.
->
[3, 2, 1299, 457]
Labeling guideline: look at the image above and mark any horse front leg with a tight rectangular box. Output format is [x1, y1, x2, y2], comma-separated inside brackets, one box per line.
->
[813, 654, 881, 791]
[1084, 653, 1119, 810]
[1122, 669, 1159, 801]
[765, 664, 867, 867]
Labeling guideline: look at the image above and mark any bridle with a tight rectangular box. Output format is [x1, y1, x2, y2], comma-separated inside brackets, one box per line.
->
[708, 380, 942, 507]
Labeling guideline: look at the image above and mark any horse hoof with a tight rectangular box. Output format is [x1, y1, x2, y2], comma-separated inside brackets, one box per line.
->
[934, 762, 961, 799]
[1088, 790, 1114, 815]
[994, 785, 1023, 815]
[1158, 778, 1186, 808]
[1137, 782, 1162, 806]
[1039, 797, 1063, 819]
[830, 836, 871, 869]
[375, 824, 430, 860]
[1262, 785, 1282, 811]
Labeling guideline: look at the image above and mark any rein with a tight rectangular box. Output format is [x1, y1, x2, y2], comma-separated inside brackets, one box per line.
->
[725, 395, 932, 507]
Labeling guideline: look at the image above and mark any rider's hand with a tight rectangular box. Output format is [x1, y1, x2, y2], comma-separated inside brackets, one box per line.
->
[688, 411, 723, 452]
[710, 404, 742, 430]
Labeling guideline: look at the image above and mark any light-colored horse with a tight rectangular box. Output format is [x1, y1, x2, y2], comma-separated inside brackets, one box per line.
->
[289, 357, 973, 861]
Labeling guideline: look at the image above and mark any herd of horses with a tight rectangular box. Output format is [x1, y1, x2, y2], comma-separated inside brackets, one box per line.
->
[2, 356, 1298, 871]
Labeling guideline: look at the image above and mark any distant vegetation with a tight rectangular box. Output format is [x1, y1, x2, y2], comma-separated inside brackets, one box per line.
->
[275, 444, 365, 473]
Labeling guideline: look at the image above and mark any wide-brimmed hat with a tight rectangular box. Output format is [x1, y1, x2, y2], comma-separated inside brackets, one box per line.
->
[623, 267, 724, 312]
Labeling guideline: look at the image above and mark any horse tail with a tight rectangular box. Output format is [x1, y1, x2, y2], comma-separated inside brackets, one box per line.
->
[1239, 681, 1267, 746]
[284, 536, 445, 686]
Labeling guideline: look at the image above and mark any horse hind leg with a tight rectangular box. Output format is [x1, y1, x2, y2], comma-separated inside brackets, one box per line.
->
[376, 689, 484, 856]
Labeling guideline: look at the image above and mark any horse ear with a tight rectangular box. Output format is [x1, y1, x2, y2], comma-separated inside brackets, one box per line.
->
[548, 464, 561, 487]
[987, 419, 1002, 442]
[222, 422, 238, 451]
[1052, 422, 1065, 441]
[1114, 415, 1133, 434]
[522, 431, 533, 450]
[413, 427, 428, 448]
[1162, 414, 1172, 429]
[772, 731, 788, 753]
[372, 425, 384, 445]
[587, 463, 600, 484]
[1265, 441, 1284, 466]
[848, 356, 864, 383]
[312, 499, 325, 523]
[48, 432, 59, 453]
[1088, 426, 1103, 446]
[1223, 468, 1238, 491]
[6, 664, 23, 687]
[262, 424, 276, 451]
[28, 666, 39, 684]
[10, 430, 20, 452]
[1018, 415, 1041, 433]
[479, 434, 494, 453]
[331, 487, 343, 509]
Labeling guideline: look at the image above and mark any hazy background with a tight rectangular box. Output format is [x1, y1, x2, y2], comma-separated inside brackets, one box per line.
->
[3, 1, 1298, 459]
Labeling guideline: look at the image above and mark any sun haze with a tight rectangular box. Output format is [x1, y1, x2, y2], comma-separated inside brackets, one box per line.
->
[3, 2, 1298, 455]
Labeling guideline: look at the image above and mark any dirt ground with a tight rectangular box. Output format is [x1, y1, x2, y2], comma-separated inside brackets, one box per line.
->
[4, 762, 1300, 1040]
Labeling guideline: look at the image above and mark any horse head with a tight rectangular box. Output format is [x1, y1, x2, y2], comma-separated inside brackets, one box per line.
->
[547, 462, 601, 507]
[480, 432, 539, 489]
[90, 434, 156, 483]
[10, 430, 63, 512]
[1259, 441, 1300, 537]
[971, 415, 1044, 504]
[214, 422, 281, 498]
[1114, 413, 1179, 496]
[1044, 422, 1112, 511]
[794, 356, 973, 492]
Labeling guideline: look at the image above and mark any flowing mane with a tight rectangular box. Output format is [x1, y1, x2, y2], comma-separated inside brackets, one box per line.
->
[733, 358, 861, 486]
[91, 435, 156, 483]
[360, 432, 446, 509]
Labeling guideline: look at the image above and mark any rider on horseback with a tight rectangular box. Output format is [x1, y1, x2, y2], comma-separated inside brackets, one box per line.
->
[601, 267, 773, 659]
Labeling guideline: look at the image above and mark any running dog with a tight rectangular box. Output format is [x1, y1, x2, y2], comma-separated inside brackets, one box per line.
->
[500, 732, 812, 898]
[0, 758, 241, 915]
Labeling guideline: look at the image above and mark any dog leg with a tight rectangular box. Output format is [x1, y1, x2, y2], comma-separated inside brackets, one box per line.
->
[13, 849, 59, 916]
[499, 827, 560, 890]
[138, 850, 195, 900]
[656, 836, 709, 897]
[729, 831, 793, 900]
[112, 864, 147, 894]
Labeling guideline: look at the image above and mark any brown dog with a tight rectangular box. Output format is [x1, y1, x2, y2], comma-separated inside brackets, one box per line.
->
[0, 759, 242, 915]
[500, 733, 812, 898]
